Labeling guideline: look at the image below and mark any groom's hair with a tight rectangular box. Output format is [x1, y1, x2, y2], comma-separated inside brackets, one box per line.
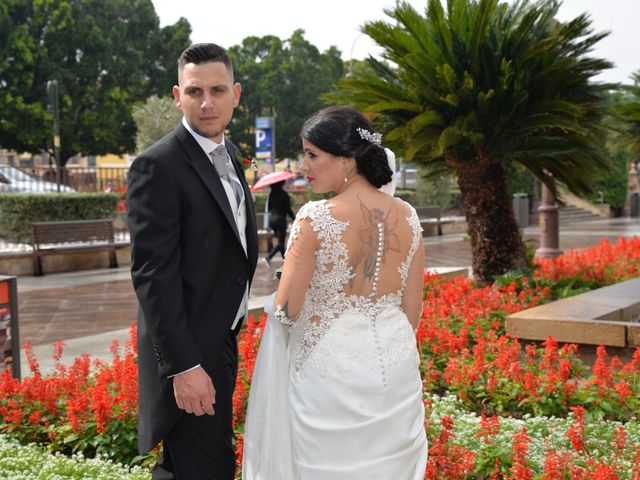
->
[177, 43, 234, 81]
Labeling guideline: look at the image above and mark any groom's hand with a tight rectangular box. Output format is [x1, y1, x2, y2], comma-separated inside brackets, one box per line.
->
[172, 366, 216, 416]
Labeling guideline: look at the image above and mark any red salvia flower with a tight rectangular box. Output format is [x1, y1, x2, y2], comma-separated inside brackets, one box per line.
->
[510, 427, 533, 480]
[566, 406, 586, 452]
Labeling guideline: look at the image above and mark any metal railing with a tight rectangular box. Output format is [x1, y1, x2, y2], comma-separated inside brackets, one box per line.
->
[0, 165, 130, 254]
[0, 165, 129, 194]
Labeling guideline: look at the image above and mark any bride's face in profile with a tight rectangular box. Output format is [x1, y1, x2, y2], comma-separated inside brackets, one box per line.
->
[301, 139, 345, 194]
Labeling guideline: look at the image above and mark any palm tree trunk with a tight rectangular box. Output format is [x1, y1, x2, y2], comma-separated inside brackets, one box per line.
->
[454, 157, 528, 285]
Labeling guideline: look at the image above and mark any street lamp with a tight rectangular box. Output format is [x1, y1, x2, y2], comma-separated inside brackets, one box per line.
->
[348, 33, 364, 76]
[535, 172, 562, 259]
[47, 80, 61, 192]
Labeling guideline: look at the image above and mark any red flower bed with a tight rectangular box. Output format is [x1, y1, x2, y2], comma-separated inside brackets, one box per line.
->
[418, 269, 640, 420]
[0, 236, 638, 474]
[0, 324, 142, 464]
[425, 237, 640, 421]
[535, 236, 640, 285]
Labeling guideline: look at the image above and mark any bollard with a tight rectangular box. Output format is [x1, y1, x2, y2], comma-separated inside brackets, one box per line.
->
[631, 191, 640, 218]
[512, 193, 530, 227]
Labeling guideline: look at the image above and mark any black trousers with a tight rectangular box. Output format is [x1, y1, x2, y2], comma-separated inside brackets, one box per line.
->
[152, 330, 239, 480]
[267, 215, 287, 260]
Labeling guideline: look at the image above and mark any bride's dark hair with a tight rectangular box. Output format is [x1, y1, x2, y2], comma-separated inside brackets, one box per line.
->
[300, 106, 392, 188]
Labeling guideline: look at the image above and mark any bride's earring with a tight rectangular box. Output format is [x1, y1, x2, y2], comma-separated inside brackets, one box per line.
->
[343, 165, 349, 183]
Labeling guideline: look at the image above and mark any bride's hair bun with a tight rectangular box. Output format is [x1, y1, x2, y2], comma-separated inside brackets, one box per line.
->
[301, 106, 392, 188]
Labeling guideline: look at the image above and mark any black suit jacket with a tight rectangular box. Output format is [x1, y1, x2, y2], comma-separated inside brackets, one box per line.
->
[127, 123, 258, 453]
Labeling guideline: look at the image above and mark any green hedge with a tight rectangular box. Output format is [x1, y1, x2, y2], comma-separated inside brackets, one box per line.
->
[253, 188, 418, 214]
[0, 193, 119, 243]
[394, 189, 418, 205]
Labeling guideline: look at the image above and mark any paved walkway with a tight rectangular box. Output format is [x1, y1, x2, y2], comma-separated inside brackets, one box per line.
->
[11, 217, 640, 374]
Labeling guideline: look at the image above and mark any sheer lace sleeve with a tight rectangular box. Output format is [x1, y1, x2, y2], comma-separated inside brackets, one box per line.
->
[274, 206, 319, 325]
[401, 208, 425, 330]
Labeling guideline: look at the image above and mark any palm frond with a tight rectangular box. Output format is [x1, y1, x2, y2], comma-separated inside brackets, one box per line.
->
[327, 0, 613, 196]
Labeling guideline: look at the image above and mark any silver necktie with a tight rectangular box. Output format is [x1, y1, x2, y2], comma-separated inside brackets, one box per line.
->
[210, 145, 243, 206]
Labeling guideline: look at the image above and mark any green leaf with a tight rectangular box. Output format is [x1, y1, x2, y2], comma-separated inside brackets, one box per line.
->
[438, 126, 464, 153]
[63, 433, 79, 444]
[325, 0, 614, 280]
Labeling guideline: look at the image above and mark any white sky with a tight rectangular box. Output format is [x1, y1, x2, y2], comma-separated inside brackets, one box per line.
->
[152, 0, 639, 84]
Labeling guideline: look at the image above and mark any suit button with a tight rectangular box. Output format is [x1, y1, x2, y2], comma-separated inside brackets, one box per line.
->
[237, 277, 247, 285]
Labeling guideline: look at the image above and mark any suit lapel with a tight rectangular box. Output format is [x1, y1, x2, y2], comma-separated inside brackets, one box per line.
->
[174, 125, 241, 241]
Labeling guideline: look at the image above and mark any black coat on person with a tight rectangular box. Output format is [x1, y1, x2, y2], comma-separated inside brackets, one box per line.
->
[127, 123, 258, 454]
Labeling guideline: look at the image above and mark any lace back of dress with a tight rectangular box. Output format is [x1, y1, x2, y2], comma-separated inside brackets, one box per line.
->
[335, 197, 420, 304]
[285, 197, 422, 377]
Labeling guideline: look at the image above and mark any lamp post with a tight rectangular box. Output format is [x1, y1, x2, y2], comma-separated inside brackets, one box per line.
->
[47, 80, 61, 192]
[530, 176, 540, 225]
[626, 161, 639, 217]
[535, 174, 562, 259]
[348, 33, 364, 76]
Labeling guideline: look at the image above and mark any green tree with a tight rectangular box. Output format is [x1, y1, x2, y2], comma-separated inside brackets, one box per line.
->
[227, 30, 344, 160]
[0, 0, 190, 166]
[616, 72, 640, 159]
[132, 95, 183, 153]
[590, 89, 635, 212]
[415, 169, 456, 210]
[327, 0, 613, 284]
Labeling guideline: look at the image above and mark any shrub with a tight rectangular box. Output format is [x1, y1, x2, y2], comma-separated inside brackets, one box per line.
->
[418, 236, 640, 421]
[394, 188, 418, 205]
[0, 193, 119, 243]
[0, 326, 148, 466]
[425, 394, 640, 479]
[0, 435, 150, 479]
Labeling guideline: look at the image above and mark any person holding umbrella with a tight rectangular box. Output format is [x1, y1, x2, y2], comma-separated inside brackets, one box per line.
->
[264, 179, 295, 268]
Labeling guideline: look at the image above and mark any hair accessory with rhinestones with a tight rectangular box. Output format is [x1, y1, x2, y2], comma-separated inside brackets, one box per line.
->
[356, 127, 382, 145]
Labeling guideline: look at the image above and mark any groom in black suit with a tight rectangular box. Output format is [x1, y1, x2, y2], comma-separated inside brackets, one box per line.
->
[127, 43, 258, 479]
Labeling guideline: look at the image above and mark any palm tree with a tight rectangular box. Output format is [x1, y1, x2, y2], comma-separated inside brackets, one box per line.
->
[327, 0, 613, 285]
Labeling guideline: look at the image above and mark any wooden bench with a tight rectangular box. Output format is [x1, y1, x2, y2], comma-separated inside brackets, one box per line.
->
[415, 206, 442, 236]
[30, 219, 126, 276]
[506, 277, 640, 348]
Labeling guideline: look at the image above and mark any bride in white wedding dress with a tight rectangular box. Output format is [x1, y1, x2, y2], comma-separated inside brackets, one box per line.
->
[243, 106, 428, 479]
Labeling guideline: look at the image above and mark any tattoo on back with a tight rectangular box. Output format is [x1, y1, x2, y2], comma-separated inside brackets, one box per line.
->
[350, 195, 401, 285]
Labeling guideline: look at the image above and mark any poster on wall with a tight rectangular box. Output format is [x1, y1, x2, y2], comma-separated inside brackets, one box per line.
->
[0, 277, 20, 379]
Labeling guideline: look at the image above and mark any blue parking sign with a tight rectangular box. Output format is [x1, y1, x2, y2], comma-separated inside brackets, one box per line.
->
[255, 117, 275, 161]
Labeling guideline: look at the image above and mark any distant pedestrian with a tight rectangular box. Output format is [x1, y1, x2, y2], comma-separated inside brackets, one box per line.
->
[263, 180, 295, 269]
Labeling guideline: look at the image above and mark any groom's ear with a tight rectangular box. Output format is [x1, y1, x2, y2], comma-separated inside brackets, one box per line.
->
[233, 83, 241, 107]
[173, 85, 182, 110]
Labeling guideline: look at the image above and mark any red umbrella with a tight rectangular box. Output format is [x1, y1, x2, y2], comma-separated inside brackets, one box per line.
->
[251, 171, 296, 191]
